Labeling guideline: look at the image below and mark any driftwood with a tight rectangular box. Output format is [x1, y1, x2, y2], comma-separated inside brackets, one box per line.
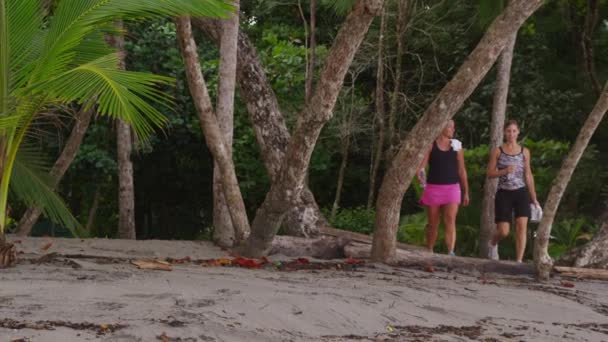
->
[269, 235, 351, 259]
[344, 242, 535, 276]
[553, 266, 608, 281]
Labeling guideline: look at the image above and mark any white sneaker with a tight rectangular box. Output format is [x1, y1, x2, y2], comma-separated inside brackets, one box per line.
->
[488, 242, 499, 261]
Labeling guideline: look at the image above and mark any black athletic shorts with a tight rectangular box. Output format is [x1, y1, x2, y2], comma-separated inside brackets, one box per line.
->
[495, 187, 531, 223]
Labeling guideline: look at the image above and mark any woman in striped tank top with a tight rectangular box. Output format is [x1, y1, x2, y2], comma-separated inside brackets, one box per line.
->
[486, 120, 540, 262]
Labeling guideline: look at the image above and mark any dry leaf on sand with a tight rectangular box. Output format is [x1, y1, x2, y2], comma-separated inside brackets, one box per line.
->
[131, 260, 172, 271]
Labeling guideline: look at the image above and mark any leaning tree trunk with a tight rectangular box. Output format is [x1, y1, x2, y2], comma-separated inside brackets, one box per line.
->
[194, 18, 328, 237]
[213, 1, 240, 247]
[371, 0, 544, 263]
[367, 6, 386, 209]
[176, 16, 251, 245]
[534, 82, 608, 280]
[240, 0, 383, 258]
[479, 30, 517, 258]
[15, 106, 94, 236]
[108, 21, 136, 240]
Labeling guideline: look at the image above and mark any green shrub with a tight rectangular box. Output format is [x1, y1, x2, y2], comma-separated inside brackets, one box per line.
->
[325, 206, 376, 235]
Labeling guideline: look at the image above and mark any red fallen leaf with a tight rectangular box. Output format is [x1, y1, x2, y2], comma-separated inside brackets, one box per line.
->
[296, 257, 310, 264]
[13, 240, 21, 244]
[345, 257, 365, 265]
[560, 280, 575, 288]
[232, 257, 265, 269]
[200, 258, 232, 267]
[424, 264, 435, 273]
[17, 250, 24, 255]
[40, 241, 53, 251]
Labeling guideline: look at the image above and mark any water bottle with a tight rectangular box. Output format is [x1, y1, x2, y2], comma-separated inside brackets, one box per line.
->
[419, 169, 426, 188]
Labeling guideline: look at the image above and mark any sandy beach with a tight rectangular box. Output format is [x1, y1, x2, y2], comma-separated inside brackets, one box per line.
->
[1, 236, 607, 341]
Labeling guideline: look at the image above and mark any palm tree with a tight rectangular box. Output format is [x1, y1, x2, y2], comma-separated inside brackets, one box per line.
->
[0, 0, 232, 265]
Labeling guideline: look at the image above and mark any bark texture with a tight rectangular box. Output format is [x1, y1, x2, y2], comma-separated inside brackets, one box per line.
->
[15, 106, 94, 236]
[534, 82, 608, 280]
[194, 18, 328, 237]
[240, 0, 384, 258]
[176, 16, 250, 245]
[479, 30, 517, 258]
[370, 0, 544, 263]
[213, 1, 240, 247]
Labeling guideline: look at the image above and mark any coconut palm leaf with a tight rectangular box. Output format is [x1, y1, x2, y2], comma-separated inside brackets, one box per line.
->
[28, 53, 172, 139]
[32, 0, 233, 83]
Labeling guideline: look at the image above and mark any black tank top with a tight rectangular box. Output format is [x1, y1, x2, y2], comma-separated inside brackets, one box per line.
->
[427, 141, 459, 185]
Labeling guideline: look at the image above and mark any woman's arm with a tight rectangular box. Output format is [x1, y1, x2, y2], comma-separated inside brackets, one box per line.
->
[457, 149, 470, 206]
[524, 148, 539, 205]
[486, 147, 514, 178]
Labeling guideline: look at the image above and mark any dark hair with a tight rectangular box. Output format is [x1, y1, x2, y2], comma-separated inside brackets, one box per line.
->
[505, 120, 519, 130]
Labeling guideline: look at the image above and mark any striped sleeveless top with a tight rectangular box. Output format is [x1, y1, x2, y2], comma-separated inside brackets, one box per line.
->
[497, 146, 526, 190]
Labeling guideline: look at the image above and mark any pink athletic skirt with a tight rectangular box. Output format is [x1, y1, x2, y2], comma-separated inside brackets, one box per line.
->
[420, 183, 461, 207]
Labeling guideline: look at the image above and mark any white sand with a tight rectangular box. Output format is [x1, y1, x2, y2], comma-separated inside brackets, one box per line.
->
[1, 236, 607, 341]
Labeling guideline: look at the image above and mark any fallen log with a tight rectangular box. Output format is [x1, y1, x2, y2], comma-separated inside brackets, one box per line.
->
[320, 227, 425, 252]
[269, 235, 351, 259]
[553, 266, 608, 281]
[344, 242, 535, 276]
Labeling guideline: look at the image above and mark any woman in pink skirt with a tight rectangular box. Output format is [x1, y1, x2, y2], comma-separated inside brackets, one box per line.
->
[417, 120, 469, 255]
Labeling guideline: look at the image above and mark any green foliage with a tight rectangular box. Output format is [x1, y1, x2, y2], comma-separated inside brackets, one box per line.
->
[397, 212, 428, 246]
[548, 218, 598, 258]
[325, 206, 375, 235]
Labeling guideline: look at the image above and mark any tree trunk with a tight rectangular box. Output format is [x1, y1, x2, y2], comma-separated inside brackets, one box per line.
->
[240, 0, 383, 258]
[534, 82, 608, 280]
[194, 18, 328, 237]
[213, 1, 240, 247]
[371, 0, 544, 263]
[15, 106, 94, 236]
[387, 0, 412, 154]
[367, 6, 386, 209]
[107, 21, 136, 240]
[176, 16, 250, 245]
[478, 30, 517, 258]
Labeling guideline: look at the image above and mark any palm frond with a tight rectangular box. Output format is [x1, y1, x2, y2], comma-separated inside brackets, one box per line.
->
[28, 53, 172, 139]
[11, 150, 83, 237]
[33, 0, 233, 83]
[7, 0, 44, 92]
